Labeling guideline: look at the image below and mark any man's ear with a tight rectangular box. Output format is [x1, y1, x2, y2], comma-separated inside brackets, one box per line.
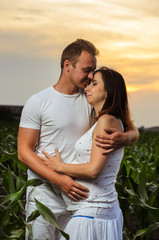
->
[64, 59, 72, 73]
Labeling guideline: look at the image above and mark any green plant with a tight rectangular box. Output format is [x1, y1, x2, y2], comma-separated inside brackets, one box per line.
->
[0, 117, 69, 240]
[116, 129, 159, 240]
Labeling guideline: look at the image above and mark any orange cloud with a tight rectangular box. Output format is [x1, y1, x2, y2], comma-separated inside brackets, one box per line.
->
[127, 80, 159, 93]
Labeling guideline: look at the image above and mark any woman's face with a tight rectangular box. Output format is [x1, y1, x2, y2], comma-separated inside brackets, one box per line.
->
[84, 72, 107, 110]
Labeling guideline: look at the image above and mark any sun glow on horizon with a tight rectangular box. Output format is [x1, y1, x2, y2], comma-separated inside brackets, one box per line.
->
[127, 80, 159, 93]
[127, 86, 139, 92]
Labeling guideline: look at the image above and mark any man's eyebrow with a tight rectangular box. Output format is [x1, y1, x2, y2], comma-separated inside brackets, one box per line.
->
[82, 67, 95, 71]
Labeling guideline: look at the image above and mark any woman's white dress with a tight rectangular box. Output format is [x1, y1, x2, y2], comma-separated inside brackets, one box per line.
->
[61, 122, 124, 240]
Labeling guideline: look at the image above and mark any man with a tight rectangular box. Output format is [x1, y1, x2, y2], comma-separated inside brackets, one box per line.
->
[18, 39, 139, 240]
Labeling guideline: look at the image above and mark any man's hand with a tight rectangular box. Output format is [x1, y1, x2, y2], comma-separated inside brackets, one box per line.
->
[41, 149, 89, 201]
[95, 128, 127, 154]
[57, 175, 89, 202]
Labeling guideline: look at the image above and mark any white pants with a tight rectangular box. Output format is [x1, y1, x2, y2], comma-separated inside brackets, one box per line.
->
[25, 183, 72, 240]
[61, 201, 123, 240]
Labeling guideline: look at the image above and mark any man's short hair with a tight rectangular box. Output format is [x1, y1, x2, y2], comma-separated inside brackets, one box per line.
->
[60, 39, 99, 69]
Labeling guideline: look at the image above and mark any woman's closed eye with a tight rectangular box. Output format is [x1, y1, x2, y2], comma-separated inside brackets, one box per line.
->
[91, 80, 97, 86]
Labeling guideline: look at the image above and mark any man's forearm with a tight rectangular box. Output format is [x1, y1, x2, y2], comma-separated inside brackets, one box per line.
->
[18, 150, 64, 186]
[125, 125, 139, 146]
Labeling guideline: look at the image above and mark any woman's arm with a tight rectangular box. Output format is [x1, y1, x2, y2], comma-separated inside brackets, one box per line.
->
[42, 115, 123, 179]
[95, 123, 139, 154]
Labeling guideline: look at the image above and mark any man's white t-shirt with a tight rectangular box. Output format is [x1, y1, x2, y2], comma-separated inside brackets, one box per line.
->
[20, 86, 92, 182]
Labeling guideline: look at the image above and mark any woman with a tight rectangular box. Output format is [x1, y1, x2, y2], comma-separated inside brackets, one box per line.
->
[42, 67, 134, 240]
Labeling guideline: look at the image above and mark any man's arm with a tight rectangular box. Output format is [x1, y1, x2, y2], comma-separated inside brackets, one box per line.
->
[18, 127, 89, 201]
[95, 124, 139, 154]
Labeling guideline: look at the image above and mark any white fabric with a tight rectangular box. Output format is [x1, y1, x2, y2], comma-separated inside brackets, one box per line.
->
[19, 86, 92, 239]
[60, 201, 123, 240]
[20, 86, 91, 184]
[25, 183, 72, 240]
[61, 121, 124, 240]
[63, 122, 124, 211]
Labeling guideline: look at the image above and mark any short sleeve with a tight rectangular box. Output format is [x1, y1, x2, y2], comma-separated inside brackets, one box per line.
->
[19, 94, 41, 130]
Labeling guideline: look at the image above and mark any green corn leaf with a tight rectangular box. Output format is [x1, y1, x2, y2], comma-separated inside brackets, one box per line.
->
[45, 182, 57, 195]
[122, 231, 130, 240]
[3, 168, 15, 194]
[0, 154, 11, 163]
[147, 222, 159, 232]
[16, 158, 28, 172]
[23, 178, 56, 196]
[24, 178, 44, 189]
[35, 198, 70, 240]
[0, 162, 19, 182]
[0, 187, 24, 208]
[130, 196, 159, 213]
[12, 158, 18, 173]
[7, 228, 25, 239]
[131, 168, 139, 184]
[35, 198, 58, 227]
[0, 179, 44, 207]
[16, 173, 24, 191]
[125, 160, 131, 176]
[138, 162, 148, 201]
[2, 216, 25, 235]
[0, 228, 25, 239]
[18, 199, 26, 215]
[125, 187, 136, 196]
[147, 189, 158, 208]
[27, 209, 40, 222]
[23, 220, 33, 236]
[0, 209, 10, 227]
[132, 228, 148, 239]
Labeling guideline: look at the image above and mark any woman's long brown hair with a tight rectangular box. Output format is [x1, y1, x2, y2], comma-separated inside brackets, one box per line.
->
[95, 67, 133, 131]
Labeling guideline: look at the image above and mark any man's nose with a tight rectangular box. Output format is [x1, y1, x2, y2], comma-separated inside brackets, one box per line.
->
[88, 71, 94, 80]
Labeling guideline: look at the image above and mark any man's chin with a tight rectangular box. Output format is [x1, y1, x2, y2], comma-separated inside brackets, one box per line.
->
[80, 83, 88, 89]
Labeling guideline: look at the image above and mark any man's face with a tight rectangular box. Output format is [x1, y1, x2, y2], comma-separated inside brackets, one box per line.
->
[69, 51, 97, 90]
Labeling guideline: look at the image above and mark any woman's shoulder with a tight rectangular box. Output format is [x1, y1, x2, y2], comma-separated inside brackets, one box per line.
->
[98, 114, 117, 124]
[97, 114, 122, 130]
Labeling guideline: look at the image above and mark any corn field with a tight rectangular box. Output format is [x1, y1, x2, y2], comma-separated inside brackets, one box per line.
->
[0, 115, 159, 240]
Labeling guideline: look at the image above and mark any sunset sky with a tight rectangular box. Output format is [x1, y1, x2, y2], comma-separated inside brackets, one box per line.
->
[0, 0, 159, 127]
